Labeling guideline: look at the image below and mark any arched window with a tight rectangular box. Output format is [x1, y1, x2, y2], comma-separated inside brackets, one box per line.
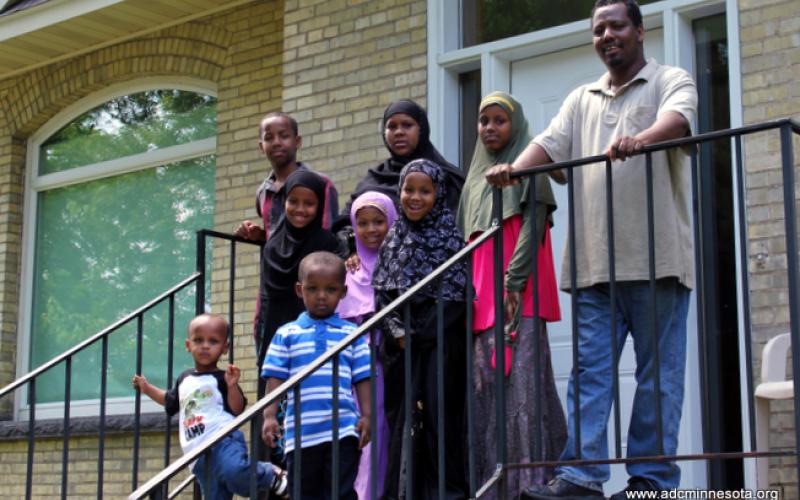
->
[20, 83, 216, 415]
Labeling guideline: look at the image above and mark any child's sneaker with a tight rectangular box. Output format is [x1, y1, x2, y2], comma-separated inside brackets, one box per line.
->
[269, 465, 289, 499]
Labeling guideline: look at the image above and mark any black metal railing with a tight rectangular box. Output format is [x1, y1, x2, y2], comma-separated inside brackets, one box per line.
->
[0, 229, 261, 499]
[4, 118, 799, 499]
[131, 117, 800, 500]
[500, 117, 800, 491]
[129, 225, 502, 499]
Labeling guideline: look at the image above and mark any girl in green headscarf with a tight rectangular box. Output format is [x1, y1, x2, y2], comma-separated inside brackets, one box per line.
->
[456, 91, 567, 498]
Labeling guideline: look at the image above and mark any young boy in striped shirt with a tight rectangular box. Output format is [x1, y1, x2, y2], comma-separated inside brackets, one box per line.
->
[261, 251, 371, 499]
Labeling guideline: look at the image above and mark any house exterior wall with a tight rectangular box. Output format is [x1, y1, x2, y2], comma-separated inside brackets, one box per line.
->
[279, 0, 428, 198]
[0, 135, 24, 419]
[0, 1, 285, 496]
[0, 0, 798, 496]
[0, 0, 429, 496]
[0, 433, 188, 498]
[740, 0, 800, 495]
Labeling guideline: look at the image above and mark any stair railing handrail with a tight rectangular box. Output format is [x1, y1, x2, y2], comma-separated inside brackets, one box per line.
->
[0, 272, 201, 400]
[0, 229, 263, 399]
[131, 116, 800, 498]
[507, 117, 800, 180]
[129, 224, 502, 499]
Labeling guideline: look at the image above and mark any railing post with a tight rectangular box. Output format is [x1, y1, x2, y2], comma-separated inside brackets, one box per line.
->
[26, 379, 35, 500]
[436, 281, 446, 499]
[133, 314, 144, 491]
[98, 335, 109, 499]
[604, 159, 622, 458]
[228, 239, 236, 364]
[331, 355, 340, 499]
[491, 186, 506, 499]
[644, 152, 664, 456]
[403, 302, 414, 497]
[733, 134, 758, 454]
[196, 230, 206, 316]
[567, 166, 582, 459]
[369, 328, 378, 500]
[779, 123, 800, 486]
[465, 254, 476, 497]
[62, 356, 72, 500]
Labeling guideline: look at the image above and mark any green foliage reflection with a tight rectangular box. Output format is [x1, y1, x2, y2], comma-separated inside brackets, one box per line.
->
[469, 0, 658, 45]
[40, 90, 216, 175]
[30, 157, 215, 403]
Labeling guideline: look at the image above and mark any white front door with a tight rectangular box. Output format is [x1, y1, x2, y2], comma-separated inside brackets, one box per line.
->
[510, 30, 707, 492]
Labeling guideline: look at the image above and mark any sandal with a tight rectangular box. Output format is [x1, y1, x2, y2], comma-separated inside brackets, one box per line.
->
[270, 465, 289, 499]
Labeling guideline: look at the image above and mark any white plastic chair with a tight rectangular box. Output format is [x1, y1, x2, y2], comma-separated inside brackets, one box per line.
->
[754, 333, 793, 488]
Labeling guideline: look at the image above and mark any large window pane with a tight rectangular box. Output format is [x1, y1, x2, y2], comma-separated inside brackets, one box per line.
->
[30, 156, 215, 403]
[462, 0, 659, 47]
[40, 90, 216, 175]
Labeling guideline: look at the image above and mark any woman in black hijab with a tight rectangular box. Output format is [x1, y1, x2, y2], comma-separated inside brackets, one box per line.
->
[334, 100, 465, 243]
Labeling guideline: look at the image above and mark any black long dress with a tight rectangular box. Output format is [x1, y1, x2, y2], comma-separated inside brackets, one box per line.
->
[371, 159, 469, 499]
[377, 292, 468, 500]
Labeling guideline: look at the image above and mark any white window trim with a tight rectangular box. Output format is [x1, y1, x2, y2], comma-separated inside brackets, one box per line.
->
[15, 77, 217, 421]
[427, 0, 749, 486]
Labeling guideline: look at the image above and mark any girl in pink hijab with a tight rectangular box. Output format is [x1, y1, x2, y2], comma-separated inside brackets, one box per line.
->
[337, 191, 397, 499]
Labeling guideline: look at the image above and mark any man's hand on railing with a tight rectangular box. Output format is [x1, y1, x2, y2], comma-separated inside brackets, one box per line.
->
[235, 220, 266, 241]
[485, 163, 520, 188]
[607, 135, 644, 161]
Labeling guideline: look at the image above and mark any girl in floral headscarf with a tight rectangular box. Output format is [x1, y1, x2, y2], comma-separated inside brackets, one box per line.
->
[373, 159, 469, 499]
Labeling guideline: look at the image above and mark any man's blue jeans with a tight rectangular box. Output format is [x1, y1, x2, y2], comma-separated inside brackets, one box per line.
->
[192, 430, 275, 499]
[556, 278, 690, 492]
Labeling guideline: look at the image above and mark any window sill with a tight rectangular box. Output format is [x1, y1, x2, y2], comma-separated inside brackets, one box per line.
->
[0, 412, 176, 441]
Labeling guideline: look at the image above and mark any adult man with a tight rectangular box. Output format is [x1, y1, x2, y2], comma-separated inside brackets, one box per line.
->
[486, 1, 697, 498]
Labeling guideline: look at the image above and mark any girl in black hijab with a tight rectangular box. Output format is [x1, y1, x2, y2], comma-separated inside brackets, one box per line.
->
[258, 169, 341, 354]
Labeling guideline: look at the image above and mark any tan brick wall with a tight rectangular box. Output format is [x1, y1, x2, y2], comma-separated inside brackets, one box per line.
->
[0, 135, 24, 414]
[280, 0, 429, 203]
[0, 433, 192, 498]
[740, 0, 800, 495]
[0, 0, 283, 496]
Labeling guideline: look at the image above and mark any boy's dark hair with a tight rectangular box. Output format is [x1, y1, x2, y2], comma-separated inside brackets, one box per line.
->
[259, 112, 299, 138]
[187, 313, 229, 340]
[298, 251, 346, 284]
[591, 0, 643, 28]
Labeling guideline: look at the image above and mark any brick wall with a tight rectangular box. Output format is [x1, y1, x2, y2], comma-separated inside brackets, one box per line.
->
[0, 1, 283, 496]
[739, 0, 800, 495]
[0, 433, 190, 498]
[0, 134, 24, 418]
[280, 0, 429, 202]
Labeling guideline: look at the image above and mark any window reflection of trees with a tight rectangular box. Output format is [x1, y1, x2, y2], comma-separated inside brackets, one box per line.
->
[40, 90, 216, 174]
[463, 0, 659, 47]
[30, 90, 216, 404]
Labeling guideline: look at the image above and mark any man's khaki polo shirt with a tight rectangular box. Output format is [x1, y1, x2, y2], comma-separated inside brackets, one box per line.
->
[533, 59, 698, 291]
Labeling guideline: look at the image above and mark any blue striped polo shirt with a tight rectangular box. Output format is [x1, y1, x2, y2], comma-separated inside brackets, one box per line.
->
[261, 311, 370, 453]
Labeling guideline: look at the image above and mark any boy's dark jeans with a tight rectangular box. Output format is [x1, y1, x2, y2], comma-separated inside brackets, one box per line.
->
[286, 436, 360, 499]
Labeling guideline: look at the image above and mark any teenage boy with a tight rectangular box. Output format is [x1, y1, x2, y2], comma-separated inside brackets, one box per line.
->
[236, 112, 340, 349]
[133, 314, 288, 499]
[261, 251, 371, 500]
